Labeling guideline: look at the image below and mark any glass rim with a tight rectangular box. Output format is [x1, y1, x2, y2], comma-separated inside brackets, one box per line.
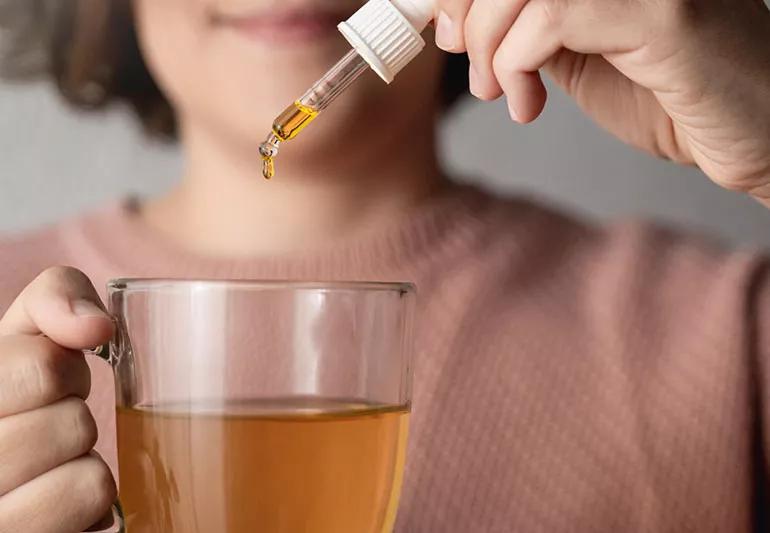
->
[108, 278, 416, 294]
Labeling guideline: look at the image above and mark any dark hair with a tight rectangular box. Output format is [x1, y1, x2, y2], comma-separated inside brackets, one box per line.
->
[0, 0, 470, 140]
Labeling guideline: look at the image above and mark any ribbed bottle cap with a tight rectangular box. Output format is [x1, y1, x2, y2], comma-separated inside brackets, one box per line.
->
[338, 0, 426, 84]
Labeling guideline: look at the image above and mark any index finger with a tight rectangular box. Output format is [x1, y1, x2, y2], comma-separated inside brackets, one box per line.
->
[0, 266, 113, 350]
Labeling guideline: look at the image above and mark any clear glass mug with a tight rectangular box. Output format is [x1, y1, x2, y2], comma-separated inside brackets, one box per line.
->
[90, 279, 415, 533]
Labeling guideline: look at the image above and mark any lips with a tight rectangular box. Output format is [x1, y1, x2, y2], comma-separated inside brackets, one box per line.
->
[214, 7, 354, 44]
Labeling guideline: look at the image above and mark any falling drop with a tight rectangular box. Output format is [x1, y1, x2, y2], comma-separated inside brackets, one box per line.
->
[261, 155, 275, 180]
[258, 134, 281, 180]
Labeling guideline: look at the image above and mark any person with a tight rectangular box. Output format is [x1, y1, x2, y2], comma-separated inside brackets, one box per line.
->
[0, 0, 769, 530]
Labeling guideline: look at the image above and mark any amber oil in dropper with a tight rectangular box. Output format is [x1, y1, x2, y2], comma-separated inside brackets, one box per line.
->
[258, 101, 319, 179]
[274, 101, 319, 140]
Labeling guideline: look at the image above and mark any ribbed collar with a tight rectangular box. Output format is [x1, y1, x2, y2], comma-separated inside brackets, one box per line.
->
[61, 183, 502, 285]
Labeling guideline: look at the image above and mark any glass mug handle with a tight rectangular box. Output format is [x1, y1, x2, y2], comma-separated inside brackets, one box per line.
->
[84, 344, 126, 533]
[85, 502, 125, 533]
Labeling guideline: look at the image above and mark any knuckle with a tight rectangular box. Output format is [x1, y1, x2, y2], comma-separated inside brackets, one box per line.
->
[716, 172, 769, 194]
[29, 351, 66, 402]
[442, 0, 469, 14]
[64, 398, 98, 452]
[33, 266, 92, 299]
[462, 14, 488, 58]
[80, 456, 117, 512]
[0, 337, 41, 409]
[492, 48, 513, 76]
[35, 265, 81, 288]
[0, 336, 89, 413]
[537, 0, 566, 30]
[28, 347, 80, 402]
[657, 0, 704, 32]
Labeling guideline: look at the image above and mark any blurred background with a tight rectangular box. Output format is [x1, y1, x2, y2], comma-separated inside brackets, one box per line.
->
[2, 76, 770, 248]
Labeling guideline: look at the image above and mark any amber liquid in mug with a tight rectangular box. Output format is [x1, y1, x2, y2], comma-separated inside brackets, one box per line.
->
[116, 398, 409, 533]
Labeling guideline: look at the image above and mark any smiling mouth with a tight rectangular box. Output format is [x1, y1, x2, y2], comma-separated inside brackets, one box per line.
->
[212, 7, 355, 44]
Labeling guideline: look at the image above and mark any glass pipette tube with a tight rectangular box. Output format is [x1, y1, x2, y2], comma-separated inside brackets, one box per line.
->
[258, 49, 370, 179]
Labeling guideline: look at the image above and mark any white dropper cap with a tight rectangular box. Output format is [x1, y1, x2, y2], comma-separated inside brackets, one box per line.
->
[338, 0, 435, 84]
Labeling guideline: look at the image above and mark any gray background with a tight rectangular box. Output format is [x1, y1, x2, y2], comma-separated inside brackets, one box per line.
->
[1, 78, 769, 249]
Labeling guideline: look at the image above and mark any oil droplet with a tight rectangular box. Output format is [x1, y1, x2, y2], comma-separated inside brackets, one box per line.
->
[258, 134, 281, 180]
[261, 155, 275, 180]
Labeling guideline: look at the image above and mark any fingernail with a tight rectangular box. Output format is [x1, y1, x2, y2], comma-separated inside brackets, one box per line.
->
[469, 65, 482, 98]
[72, 299, 107, 318]
[435, 11, 455, 51]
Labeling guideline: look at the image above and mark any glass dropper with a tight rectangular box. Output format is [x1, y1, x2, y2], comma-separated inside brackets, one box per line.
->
[258, 49, 370, 179]
[258, 0, 433, 180]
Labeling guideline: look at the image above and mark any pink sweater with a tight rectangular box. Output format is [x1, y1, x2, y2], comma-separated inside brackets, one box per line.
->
[1, 185, 769, 532]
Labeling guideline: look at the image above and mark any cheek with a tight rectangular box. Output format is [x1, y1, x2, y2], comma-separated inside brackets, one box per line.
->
[134, 0, 265, 142]
[133, 0, 209, 111]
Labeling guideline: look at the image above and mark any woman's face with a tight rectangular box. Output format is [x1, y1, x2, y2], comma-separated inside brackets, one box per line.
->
[133, 0, 445, 159]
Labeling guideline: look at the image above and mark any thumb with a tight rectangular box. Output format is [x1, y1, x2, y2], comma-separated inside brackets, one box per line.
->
[0, 266, 113, 350]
